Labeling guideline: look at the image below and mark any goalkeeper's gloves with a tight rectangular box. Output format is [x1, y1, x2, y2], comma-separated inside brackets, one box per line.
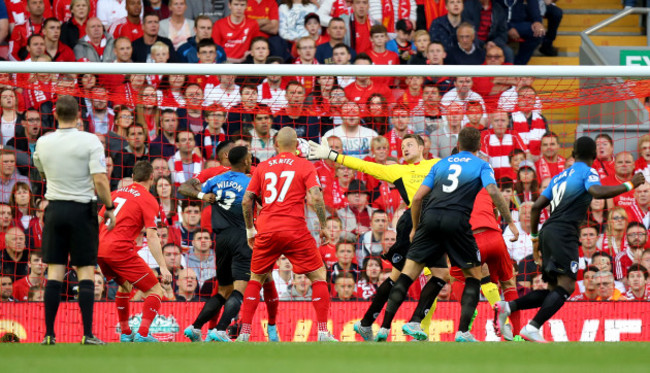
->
[308, 140, 339, 161]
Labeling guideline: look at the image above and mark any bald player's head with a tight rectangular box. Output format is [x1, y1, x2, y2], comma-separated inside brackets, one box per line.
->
[275, 127, 298, 152]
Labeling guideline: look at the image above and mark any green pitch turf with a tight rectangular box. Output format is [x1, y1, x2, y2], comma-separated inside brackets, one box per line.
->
[2, 342, 649, 373]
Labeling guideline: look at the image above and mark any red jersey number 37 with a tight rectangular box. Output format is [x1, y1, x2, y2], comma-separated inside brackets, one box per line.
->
[264, 171, 295, 204]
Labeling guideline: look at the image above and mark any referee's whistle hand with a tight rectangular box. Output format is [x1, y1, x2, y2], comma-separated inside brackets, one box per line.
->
[104, 210, 116, 230]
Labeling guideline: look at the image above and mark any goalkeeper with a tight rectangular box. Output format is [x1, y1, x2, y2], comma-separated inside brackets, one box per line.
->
[310, 134, 449, 341]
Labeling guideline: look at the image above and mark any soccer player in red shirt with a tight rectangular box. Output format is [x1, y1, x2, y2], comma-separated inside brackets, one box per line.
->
[213, 0, 261, 63]
[237, 128, 337, 341]
[97, 161, 173, 343]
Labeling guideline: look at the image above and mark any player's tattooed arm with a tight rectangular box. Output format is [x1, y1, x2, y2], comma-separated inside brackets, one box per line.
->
[487, 183, 519, 242]
[309, 186, 329, 244]
[242, 191, 257, 230]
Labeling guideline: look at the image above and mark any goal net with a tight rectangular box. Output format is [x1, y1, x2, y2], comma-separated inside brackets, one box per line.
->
[0, 63, 649, 342]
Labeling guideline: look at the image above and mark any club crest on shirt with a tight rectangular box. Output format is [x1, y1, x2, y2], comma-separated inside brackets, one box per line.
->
[570, 261, 579, 273]
[392, 253, 403, 264]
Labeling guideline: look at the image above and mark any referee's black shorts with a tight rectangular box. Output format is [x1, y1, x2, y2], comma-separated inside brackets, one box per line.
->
[407, 210, 479, 269]
[215, 227, 252, 286]
[42, 200, 99, 267]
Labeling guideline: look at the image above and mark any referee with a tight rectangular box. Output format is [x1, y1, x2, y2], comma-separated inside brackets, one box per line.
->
[33, 95, 116, 345]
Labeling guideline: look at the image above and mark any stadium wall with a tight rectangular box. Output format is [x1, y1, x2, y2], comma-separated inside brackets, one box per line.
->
[1, 301, 649, 343]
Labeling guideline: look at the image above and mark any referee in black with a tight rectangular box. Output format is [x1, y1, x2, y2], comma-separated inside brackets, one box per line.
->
[33, 95, 116, 345]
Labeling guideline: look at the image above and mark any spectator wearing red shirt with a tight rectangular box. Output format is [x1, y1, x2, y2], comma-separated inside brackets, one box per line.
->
[635, 134, 650, 178]
[625, 263, 650, 300]
[625, 183, 650, 231]
[213, 0, 261, 63]
[323, 163, 353, 211]
[602, 152, 636, 209]
[12, 250, 47, 301]
[534, 132, 564, 183]
[320, 216, 343, 269]
[341, 0, 377, 54]
[614, 222, 647, 281]
[593, 133, 615, 179]
[41, 17, 76, 61]
[480, 111, 527, 180]
[292, 37, 319, 95]
[399, 76, 424, 112]
[108, 0, 143, 42]
[344, 54, 393, 110]
[54, 0, 97, 23]
[385, 104, 413, 161]
[7, 0, 53, 29]
[510, 86, 547, 158]
[315, 136, 343, 199]
[366, 24, 399, 87]
[60, 0, 92, 49]
[570, 265, 598, 301]
[9, 0, 45, 61]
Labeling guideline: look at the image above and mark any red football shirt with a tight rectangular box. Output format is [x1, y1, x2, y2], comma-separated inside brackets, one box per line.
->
[354, 19, 371, 53]
[319, 243, 337, 268]
[247, 152, 320, 232]
[98, 183, 160, 256]
[245, 0, 279, 38]
[109, 18, 144, 42]
[469, 188, 501, 232]
[345, 81, 394, 107]
[601, 174, 635, 207]
[212, 17, 261, 59]
[367, 49, 399, 87]
[6, 0, 53, 25]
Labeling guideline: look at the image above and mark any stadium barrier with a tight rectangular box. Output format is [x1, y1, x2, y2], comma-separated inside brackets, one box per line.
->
[1, 301, 649, 343]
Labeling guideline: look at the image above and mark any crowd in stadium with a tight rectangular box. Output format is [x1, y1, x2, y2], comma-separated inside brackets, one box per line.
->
[1, 0, 649, 308]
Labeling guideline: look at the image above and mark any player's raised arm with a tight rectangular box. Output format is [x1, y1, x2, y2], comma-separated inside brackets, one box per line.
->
[146, 227, 172, 284]
[588, 172, 646, 199]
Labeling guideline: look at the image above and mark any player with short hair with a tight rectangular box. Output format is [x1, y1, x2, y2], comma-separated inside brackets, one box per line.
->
[378, 127, 518, 342]
[184, 146, 280, 342]
[97, 160, 172, 343]
[309, 133, 444, 340]
[495, 136, 646, 342]
[237, 127, 336, 342]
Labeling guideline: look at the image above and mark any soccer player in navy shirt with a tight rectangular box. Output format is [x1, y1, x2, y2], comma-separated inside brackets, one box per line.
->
[184, 146, 279, 342]
[495, 136, 646, 342]
[376, 127, 519, 342]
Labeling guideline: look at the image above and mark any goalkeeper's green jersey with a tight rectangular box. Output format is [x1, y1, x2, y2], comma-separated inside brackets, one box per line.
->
[337, 155, 440, 207]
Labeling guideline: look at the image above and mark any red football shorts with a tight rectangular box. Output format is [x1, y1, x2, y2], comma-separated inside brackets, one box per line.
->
[251, 229, 323, 275]
[98, 253, 159, 292]
[449, 229, 514, 283]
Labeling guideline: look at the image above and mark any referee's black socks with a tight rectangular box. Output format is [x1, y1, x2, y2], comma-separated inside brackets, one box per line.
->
[78, 280, 95, 338]
[381, 274, 413, 329]
[531, 287, 570, 329]
[360, 278, 394, 327]
[44, 280, 63, 337]
[458, 277, 481, 333]
[410, 276, 446, 323]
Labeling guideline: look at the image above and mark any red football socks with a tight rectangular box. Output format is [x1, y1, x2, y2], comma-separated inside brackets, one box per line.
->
[240, 280, 262, 332]
[503, 287, 521, 333]
[311, 280, 330, 330]
[263, 281, 279, 325]
[115, 292, 132, 335]
[138, 294, 162, 336]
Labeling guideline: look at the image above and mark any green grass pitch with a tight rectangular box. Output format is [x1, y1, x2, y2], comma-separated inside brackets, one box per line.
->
[2, 342, 649, 373]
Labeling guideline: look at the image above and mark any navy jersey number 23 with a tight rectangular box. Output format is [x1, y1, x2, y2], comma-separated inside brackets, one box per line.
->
[202, 171, 251, 234]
